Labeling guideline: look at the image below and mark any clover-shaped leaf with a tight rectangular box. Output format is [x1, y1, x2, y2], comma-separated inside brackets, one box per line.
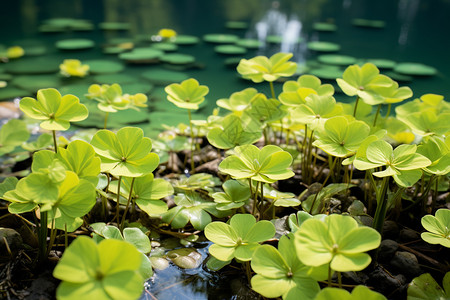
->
[0, 119, 30, 156]
[279, 74, 334, 107]
[294, 214, 381, 272]
[162, 191, 229, 230]
[216, 88, 258, 115]
[219, 144, 294, 184]
[407, 272, 450, 300]
[165, 78, 209, 110]
[204, 214, 276, 262]
[90, 127, 159, 177]
[421, 209, 450, 248]
[251, 235, 324, 299]
[313, 116, 370, 157]
[237, 53, 297, 83]
[290, 94, 342, 130]
[60, 59, 90, 78]
[20, 88, 88, 131]
[336, 63, 393, 105]
[207, 114, 262, 149]
[417, 136, 450, 175]
[211, 180, 251, 211]
[32, 140, 101, 186]
[53, 236, 145, 300]
[353, 140, 431, 187]
[397, 108, 450, 137]
[242, 93, 286, 125]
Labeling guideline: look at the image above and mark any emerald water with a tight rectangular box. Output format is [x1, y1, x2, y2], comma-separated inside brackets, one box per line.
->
[1, 0, 449, 299]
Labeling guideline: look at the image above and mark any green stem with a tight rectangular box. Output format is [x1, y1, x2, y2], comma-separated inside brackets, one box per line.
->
[120, 177, 136, 231]
[104, 112, 109, 129]
[253, 181, 260, 219]
[373, 104, 382, 127]
[269, 81, 276, 99]
[372, 176, 390, 235]
[259, 183, 265, 220]
[384, 103, 392, 119]
[115, 176, 122, 223]
[46, 218, 57, 258]
[431, 176, 440, 213]
[52, 130, 58, 153]
[353, 97, 360, 117]
[64, 223, 68, 249]
[38, 210, 48, 264]
[337, 271, 342, 289]
[188, 109, 195, 173]
[328, 264, 332, 287]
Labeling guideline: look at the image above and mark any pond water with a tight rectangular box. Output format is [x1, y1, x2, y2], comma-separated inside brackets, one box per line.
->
[1, 0, 449, 299]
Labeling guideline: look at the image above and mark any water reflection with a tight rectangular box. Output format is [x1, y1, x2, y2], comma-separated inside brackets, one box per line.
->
[397, 0, 420, 46]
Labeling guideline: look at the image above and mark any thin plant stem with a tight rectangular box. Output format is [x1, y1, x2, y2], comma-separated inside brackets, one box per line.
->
[269, 81, 276, 99]
[120, 177, 136, 231]
[431, 176, 440, 213]
[372, 176, 390, 234]
[46, 218, 57, 258]
[245, 261, 252, 285]
[337, 272, 342, 289]
[64, 223, 68, 249]
[188, 109, 196, 173]
[373, 104, 382, 127]
[115, 176, 122, 223]
[52, 130, 58, 153]
[385, 103, 392, 118]
[104, 112, 109, 129]
[259, 183, 264, 220]
[353, 97, 360, 117]
[252, 181, 260, 219]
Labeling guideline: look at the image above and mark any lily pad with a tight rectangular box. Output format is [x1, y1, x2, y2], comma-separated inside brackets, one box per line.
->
[22, 45, 47, 56]
[366, 59, 396, 69]
[394, 63, 437, 76]
[141, 69, 189, 85]
[119, 48, 163, 63]
[0, 74, 12, 81]
[352, 18, 386, 28]
[172, 35, 200, 45]
[0, 87, 30, 101]
[55, 39, 95, 50]
[307, 41, 341, 52]
[224, 57, 242, 68]
[39, 18, 94, 32]
[5, 57, 60, 74]
[214, 45, 247, 55]
[152, 42, 178, 52]
[94, 74, 139, 84]
[225, 21, 248, 29]
[266, 35, 283, 44]
[313, 22, 337, 32]
[317, 54, 356, 66]
[203, 34, 239, 44]
[148, 111, 188, 128]
[384, 71, 413, 82]
[235, 39, 263, 49]
[160, 53, 196, 65]
[84, 60, 124, 74]
[11, 75, 62, 93]
[99, 22, 131, 31]
[309, 66, 343, 80]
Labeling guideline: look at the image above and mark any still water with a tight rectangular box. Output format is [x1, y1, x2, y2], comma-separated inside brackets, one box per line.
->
[1, 0, 449, 298]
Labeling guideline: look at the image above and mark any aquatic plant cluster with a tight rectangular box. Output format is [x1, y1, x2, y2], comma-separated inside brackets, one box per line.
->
[0, 52, 449, 300]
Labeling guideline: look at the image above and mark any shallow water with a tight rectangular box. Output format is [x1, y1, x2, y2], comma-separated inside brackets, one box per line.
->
[1, 0, 449, 298]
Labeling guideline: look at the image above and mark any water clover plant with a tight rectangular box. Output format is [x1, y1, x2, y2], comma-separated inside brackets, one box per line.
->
[219, 144, 294, 217]
[251, 234, 325, 300]
[211, 179, 251, 211]
[407, 272, 450, 300]
[20, 88, 88, 152]
[162, 191, 230, 230]
[294, 214, 381, 280]
[53, 236, 145, 300]
[59, 59, 90, 77]
[420, 209, 450, 248]
[204, 213, 275, 262]
[336, 63, 393, 115]
[279, 74, 334, 107]
[165, 78, 209, 171]
[86, 83, 148, 128]
[237, 53, 297, 95]
[206, 114, 261, 150]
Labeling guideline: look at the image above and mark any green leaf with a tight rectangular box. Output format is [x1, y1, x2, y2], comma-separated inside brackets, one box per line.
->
[421, 209, 450, 247]
[251, 244, 289, 278]
[229, 213, 256, 238]
[0, 119, 30, 155]
[90, 127, 159, 177]
[208, 244, 235, 261]
[237, 52, 297, 83]
[0, 177, 18, 198]
[250, 275, 293, 298]
[20, 88, 88, 131]
[407, 273, 447, 300]
[123, 228, 151, 254]
[165, 78, 209, 110]
[204, 221, 238, 246]
[244, 220, 276, 243]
